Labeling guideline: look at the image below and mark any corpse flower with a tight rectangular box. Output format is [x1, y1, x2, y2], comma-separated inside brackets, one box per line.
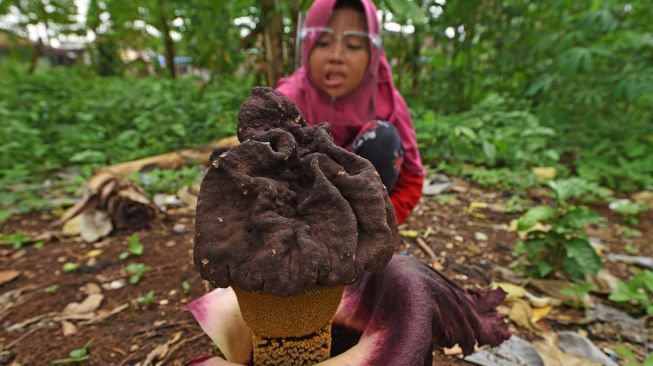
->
[191, 87, 509, 365]
[188, 254, 509, 365]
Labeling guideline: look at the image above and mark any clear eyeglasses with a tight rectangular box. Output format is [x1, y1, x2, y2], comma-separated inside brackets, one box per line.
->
[300, 27, 382, 55]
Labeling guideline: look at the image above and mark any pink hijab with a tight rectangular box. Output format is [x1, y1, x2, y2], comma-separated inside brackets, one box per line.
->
[276, 0, 423, 176]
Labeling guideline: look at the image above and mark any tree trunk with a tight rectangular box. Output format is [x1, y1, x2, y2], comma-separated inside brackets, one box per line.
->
[29, 38, 44, 74]
[261, 0, 285, 86]
[411, 26, 422, 99]
[158, 0, 177, 79]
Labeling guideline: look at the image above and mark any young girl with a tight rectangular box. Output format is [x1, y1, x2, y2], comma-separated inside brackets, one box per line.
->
[276, 0, 424, 224]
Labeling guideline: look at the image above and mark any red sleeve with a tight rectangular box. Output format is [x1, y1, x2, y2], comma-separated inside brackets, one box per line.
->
[389, 167, 424, 225]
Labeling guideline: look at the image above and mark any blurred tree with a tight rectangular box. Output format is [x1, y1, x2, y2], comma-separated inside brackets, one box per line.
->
[261, 0, 284, 86]
[86, 0, 182, 78]
[0, 0, 78, 73]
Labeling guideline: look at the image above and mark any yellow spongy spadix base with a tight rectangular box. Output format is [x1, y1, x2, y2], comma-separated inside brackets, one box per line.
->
[233, 285, 344, 338]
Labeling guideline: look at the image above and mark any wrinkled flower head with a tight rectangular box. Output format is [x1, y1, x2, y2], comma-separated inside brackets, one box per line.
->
[194, 87, 398, 297]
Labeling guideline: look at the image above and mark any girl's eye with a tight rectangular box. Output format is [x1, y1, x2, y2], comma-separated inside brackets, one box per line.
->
[344, 36, 366, 51]
[315, 36, 333, 48]
[316, 40, 332, 48]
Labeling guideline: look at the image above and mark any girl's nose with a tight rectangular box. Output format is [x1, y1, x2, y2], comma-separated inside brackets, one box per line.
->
[328, 38, 346, 61]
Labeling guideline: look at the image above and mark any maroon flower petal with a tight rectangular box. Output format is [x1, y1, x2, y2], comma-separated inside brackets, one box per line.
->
[332, 255, 510, 364]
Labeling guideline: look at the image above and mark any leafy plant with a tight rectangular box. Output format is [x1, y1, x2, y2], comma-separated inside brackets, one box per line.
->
[560, 282, 594, 309]
[460, 166, 538, 191]
[505, 195, 529, 213]
[609, 199, 649, 226]
[128, 166, 202, 197]
[414, 95, 559, 178]
[435, 194, 456, 206]
[620, 226, 642, 238]
[624, 243, 639, 255]
[182, 280, 191, 295]
[614, 344, 653, 366]
[609, 270, 653, 315]
[136, 290, 156, 306]
[0, 68, 251, 204]
[1, 231, 33, 249]
[125, 263, 150, 285]
[546, 178, 611, 204]
[119, 234, 144, 260]
[51, 339, 93, 364]
[0, 209, 12, 225]
[516, 204, 603, 279]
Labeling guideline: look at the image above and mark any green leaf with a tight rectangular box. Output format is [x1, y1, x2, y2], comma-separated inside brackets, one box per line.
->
[68, 348, 87, 359]
[51, 356, 90, 364]
[537, 261, 553, 277]
[562, 206, 603, 229]
[69, 150, 107, 164]
[129, 275, 141, 285]
[518, 206, 557, 231]
[525, 75, 554, 97]
[563, 238, 602, 278]
[44, 284, 60, 293]
[456, 126, 477, 141]
[130, 244, 143, 256]
[119, 251, 130, 260]
[137, 290, 155, 304]
[62, 262, 80, 273]
[524, 238, 550, 258]
[482, 140, 496, 164]
[383, 0, 424, 25]
[0, 209, 12, 223]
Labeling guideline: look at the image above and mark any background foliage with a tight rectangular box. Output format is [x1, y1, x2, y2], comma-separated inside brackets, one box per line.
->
[1, 0, 651, 195]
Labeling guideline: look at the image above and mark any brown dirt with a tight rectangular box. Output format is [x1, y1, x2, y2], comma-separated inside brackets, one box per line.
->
[1, 179, 651, 365]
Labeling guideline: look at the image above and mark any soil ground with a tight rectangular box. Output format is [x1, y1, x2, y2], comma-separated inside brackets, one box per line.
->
[1, 178, 651, 365]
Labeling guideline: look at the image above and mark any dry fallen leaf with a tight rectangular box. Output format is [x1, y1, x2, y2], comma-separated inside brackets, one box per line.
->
[508, 298, 544, 333]
[143, 331, 182, 366]
[443, 344, 463, 356]
[63, 293, 104, 315]
[531, 305, 553, 323]
[79, 210, 113, 243]
[524, 291, 561, 308]
[531, 167, 557, 182]
[61, 320, 77, 336]
[81, 283, 102, 295]
[82, 303, 129, 325]
[399, 230, 419, 238]
[632, 191, 653, 209]
[533, 333, 602, 366]
[0, 270, 20, 286]
[491, 282, 526, 302]
[466, 201, 488, 219]
[62, 215, 81, 237]
[86, 249, 103, 258]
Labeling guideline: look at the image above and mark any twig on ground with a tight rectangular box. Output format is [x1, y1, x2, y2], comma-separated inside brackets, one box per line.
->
[163, 332, 207, 363]
[6, 328, 39, 349]
[415, 237, 444, 271]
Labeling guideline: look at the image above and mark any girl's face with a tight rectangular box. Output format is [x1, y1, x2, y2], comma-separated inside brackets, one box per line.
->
[308, 7, 370, 98]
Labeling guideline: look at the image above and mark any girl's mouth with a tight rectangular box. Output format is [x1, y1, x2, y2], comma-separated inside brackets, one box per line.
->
[324, 72, 346, 87]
